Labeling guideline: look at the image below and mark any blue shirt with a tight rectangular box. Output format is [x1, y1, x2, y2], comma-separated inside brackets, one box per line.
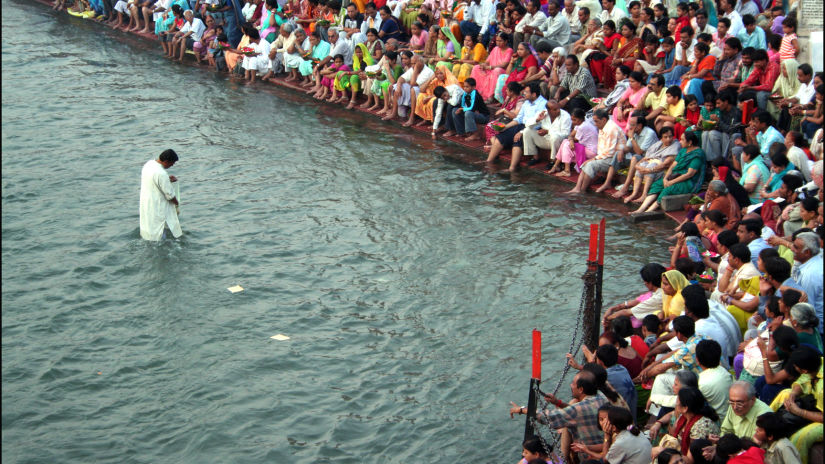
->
[756, 126, 784, 157]
[793, 254, 824, 333]
[606, 364, 638, 421]
[515, 96, 548, 129]
[746, 237, 770, 269]
[737, 27, 766, 50]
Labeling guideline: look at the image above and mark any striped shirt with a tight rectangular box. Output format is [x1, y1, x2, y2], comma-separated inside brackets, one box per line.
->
[595, 119, 626, 160]
[779, 33, 797, 62]
[559, 66, 597, 98]
[537, 394, 609, 445]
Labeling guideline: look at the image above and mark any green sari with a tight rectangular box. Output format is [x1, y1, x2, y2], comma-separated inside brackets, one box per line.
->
[649, 147, 706, 201]
[337, 43, 374, 92]
[433, 26, 460, 70]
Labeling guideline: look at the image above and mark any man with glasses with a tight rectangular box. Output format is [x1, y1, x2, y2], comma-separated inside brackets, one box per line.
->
[719, 381, 772, 438]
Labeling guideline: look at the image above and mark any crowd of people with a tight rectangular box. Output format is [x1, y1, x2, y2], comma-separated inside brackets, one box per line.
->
[51, 0, 822, 461]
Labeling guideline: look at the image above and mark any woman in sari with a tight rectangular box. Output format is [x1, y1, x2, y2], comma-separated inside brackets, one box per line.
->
[611, 71, 647, 131]
[364, 28, 384, 58]
[633, 131, 706, 214]
[414, 64, 459, 123]
[661, 269, 690, 320]
[192, 14, 218, 64]
[589, 19, 640, 89]
[297, 31, 331, 80]
[623, 126, 680, 204]
[740, 145, 770, 205]
[681, 43, 717, 104]
[483, 81, 524, 148]
[493, 42, 538, 103]
[452, 34, 487, 82]
[339, 43, 374, 108]
[666, 388, 720, 456]
[399, 0, 423, 30]
[768, 59, 800, 122]
[572, 18, 604, 63]
[223, 22, 254, 71]
[428, 26, 459, 70]
[470, 32, 513, 102]
[438, 0, 466, 43]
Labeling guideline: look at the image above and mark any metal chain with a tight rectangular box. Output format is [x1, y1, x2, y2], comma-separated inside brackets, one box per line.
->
[528, 267, 598, 458]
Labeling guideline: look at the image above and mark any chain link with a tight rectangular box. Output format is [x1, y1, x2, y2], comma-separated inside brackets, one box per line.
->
[527, 266, 598, 458]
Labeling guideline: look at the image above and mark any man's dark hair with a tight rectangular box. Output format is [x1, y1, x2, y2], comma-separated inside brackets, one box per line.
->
[643, 314, 660, 333]
[571, 107, 587, 119]
[593, 108, 610, 120]
[696, 339, 721, 368]
[728, 243, 751, 263]
[752, 49, 768, 62]
[566, 54, 579, 65]
[753, 110, 774, 126]
[718, 17, 731, 28]
[640, 263, 667, 287]
[680, 25, 694, 37]
[682, 284, 709, 319]
[717, 229, 739, 249]
[764, 257, 791, 283]
[672, 315, 695, 338]
[650, 74, 665, 86]
[159, 149, 179, 163]
[739, 218, 763, 235]
[666, 85, 682, 98]
[526, 81, 541, 96]
[595, 344, 619, 367]
[433, 85, 447, 98]
[742, 14, 755, 26]
[575, 370, 599, 395]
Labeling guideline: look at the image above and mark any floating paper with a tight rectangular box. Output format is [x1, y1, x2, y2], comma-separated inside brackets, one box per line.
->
[270, 334, 290, 341]
[227, 285, 244, 293]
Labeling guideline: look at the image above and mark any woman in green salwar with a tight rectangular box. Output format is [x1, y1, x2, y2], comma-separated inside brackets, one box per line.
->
[633, 131, 706, 214]
[337, 43, 374, 108]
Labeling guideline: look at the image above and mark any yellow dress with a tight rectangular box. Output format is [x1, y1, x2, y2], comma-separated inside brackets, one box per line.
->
[453, 43, 488, 82]
[414, 64, 459, 121]
[661, 269, 689, 319]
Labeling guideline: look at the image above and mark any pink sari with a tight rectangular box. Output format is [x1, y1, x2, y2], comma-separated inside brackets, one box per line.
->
[470, 46, 513, 100]
[610, 85, 647, 131]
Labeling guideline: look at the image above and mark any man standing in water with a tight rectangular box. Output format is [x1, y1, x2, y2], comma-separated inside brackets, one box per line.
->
[140, 149, 182, 241]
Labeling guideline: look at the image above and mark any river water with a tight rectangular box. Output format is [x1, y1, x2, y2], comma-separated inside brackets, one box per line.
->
[1, 2, 672, 462]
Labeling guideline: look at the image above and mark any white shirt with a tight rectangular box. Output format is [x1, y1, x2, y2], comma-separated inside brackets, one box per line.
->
[328, 37, 354, 66]
[599, 6, 626, 25]
[695, 317, 733, 368]
[515, 10, 547, 33]
[541, 13, 571, 45]
[465, 0, 496, 34]
[699, 365, 734, 419]
[674, 38, 697, 64]
[796, 80, 816, 105]
[360, 12, 382, 35]
[709, 43, 723, 58]
[180, 17, 206, 41]
[735, 0, 759, 17]
[696, 23, 717, 35]
[562, 6, 581, 34]
[576, 0, 601, 17]
[526, 108, 572, 141]
[139, 160, 181, 241]
[433, 84, 464, 130]
[400, 64, 435, 86]
[724, 10, 744, 38]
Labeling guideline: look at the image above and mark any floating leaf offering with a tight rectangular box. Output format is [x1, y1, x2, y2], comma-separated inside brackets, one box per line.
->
[315, 19, 330, 27]
[240, 46, 257, 56]
[701, 250, 720, 258]
[490, 121, 506, 132]
[699, 120, 717, 131]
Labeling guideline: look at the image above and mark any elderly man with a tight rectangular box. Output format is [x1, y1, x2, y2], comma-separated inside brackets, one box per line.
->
[263, 23, 296, 79]
[720, 381, 773, 438]
[509, 99, 571, 172]
[554, 55, 597, 114]
[307, 28, 354, 96]
[792, 232, 823, 334]
[534, 1, 571, 50]
[565, 109, 625, 194]
[563, 0, 581, 42]
[510, 370, 608, 461]
[608, 112, 658, 197]
[383, 53, 434, 123]
[170, 9, 206, 62]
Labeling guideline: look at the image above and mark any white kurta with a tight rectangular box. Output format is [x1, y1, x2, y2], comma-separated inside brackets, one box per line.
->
[140, 159, 182, 241]
[242, 40, 272, 73]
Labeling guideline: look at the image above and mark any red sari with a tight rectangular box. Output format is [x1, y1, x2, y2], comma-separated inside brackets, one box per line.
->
[504, 53, 538, 85]
[588, 32, 624, 88]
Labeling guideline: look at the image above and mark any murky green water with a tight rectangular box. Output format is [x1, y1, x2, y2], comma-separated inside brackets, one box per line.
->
[1, 2, 672, 462]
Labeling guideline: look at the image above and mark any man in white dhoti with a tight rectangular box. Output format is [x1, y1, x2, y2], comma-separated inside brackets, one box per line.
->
[140, 149, 182, 241]
[508, 98, 572, 171]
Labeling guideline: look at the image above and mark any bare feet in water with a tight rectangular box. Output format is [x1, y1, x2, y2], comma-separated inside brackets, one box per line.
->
[594, 183, 611, 193]
[611, 187, 628, 198]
